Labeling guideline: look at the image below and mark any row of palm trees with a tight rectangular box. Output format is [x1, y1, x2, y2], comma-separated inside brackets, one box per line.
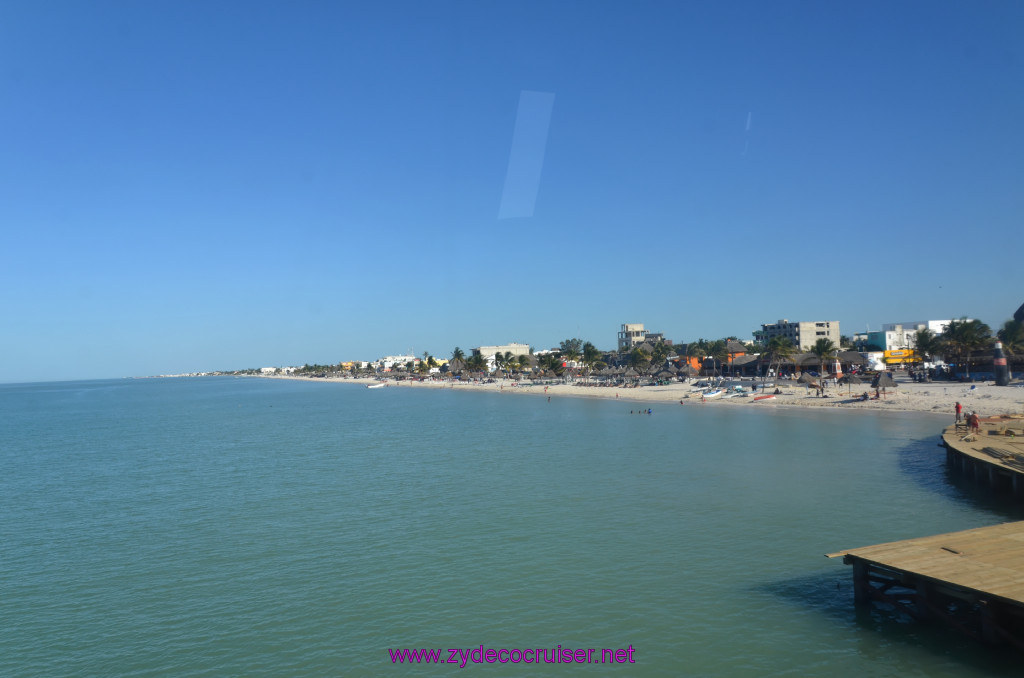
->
[915, 318, 1024, 378]
[378, 315, 1024, 382]
[449, 340, 610, 380]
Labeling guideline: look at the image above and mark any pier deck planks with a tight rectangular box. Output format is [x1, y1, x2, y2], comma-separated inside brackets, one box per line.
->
[828, 521, 1024, 605]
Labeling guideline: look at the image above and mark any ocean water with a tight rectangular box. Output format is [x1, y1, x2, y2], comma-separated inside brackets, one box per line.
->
[2, 377, 1023, 676]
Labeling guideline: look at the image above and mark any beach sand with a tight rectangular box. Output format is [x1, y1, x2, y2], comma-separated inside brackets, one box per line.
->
[268, 374, 1024, 418]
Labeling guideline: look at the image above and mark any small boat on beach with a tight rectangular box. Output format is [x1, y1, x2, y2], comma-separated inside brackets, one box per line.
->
[703, 390, 723, 399]
[753, 394, 775, 401]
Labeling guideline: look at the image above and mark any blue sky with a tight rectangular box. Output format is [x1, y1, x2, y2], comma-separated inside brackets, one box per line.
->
[2, 1, 1022, 382]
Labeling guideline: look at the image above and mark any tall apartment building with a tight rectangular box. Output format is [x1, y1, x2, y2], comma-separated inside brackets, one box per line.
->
[618, 323, 647, 351]
[753, 319, 840, 352]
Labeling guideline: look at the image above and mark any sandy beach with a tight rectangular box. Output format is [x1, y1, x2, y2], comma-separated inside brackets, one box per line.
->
[265, 374, 1024, 418]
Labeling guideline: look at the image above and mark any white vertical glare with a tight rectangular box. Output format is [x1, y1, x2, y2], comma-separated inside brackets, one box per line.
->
[498, 90, 555, 219]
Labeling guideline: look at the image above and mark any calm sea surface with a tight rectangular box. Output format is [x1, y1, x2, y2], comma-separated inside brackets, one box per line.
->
[2, 377, 1023, 676]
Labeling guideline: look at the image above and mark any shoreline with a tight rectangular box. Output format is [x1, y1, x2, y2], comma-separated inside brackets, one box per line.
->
[254, 374, 1024, 419]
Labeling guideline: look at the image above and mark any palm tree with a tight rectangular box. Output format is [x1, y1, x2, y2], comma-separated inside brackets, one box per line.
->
[944, 318, 992, 379]
[581, 341, 604, 381]
[449, 347, 466, 375]
[539, 353, 565, 378]
[998, 320, 1024, 354]
[559, 338, 583, 377]
[628, 346, 651, 375]
[497, 351, 516, 378]
[914, 328, 943, 364]
[811, 338, 838, 377]
[762, 336, 795, 381]
[650, 342, 671, 366]
[516, 353, 533, 374]
[465, 353, 487, 375]
[707, 339, 728, 377]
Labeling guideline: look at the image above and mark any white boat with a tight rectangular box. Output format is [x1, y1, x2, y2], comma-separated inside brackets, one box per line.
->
[367, 382, 387, 389]
[703, 389, 723, 399]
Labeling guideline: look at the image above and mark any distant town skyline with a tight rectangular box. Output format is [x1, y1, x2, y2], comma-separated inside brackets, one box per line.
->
[2, 3, 1022, 383]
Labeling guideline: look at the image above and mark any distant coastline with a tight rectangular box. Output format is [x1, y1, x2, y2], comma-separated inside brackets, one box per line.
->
[251, 373, 1024, 419]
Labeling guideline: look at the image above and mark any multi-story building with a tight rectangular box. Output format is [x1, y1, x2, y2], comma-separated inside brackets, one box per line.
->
[881, 320, 954, 335]
[376, 355, 418, 370]
[753, 319, 840, 352]
[617, 323, 674, 352]
[618, 323, 647, 351]
[862, 320, 958, 352]
[865, 327, 916, 352]
[472, 343, 532, 372]
[472, 343, 531, 359]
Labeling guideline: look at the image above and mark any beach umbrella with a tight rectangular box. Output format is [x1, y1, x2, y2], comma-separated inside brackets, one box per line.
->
[840, 374, 863, 394]
[797, 372, 820, 394]
[872, 373, 897, 388]
[872, 372, 896, 398]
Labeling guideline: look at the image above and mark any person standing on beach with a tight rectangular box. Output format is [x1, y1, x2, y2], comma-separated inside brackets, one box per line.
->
[955, 401, 963, 422]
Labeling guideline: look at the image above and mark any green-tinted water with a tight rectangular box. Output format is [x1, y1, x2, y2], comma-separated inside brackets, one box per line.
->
[2, 377, 1021, 676]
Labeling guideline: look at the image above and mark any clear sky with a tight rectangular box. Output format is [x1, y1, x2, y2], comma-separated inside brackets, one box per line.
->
[2, 1, 1022, 382]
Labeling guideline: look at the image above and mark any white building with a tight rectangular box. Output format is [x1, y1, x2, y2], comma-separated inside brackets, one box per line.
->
[860, 320, 963, 351]
[471, 343, 531, 372]
[866, 326, 917, 351]
[881, 320, 954, 334]
[472, 343, 531, 359]
[260, 366, 297, 374]
[376, 355, 418, 370]
[753, 319, 840, 352]
[618, 323, 647, 351]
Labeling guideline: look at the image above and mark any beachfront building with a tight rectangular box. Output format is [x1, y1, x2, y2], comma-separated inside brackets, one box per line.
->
[617, 324, 672, 352]
[753, 319, 840, 352]
[260, 366, 298, 374]
[865, 325, 917, 352]
[472, 343, 531, 372]
[618, 323, 647, 351]
[882, 320, 955, 335]
[376, 355, 418, 371]
[472, 343, 531, 359]
[860, 320, 958, 351]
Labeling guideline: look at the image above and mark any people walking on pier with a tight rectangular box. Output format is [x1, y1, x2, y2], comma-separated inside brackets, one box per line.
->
[968, 411, 980, 434]
[955, 401, 963, 422]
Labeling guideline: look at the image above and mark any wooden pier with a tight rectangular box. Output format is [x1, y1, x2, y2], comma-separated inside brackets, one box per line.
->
[827, 418, 1024, 648]
[940, 417, 1024, 497]
[828, 522, 1024, 648]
